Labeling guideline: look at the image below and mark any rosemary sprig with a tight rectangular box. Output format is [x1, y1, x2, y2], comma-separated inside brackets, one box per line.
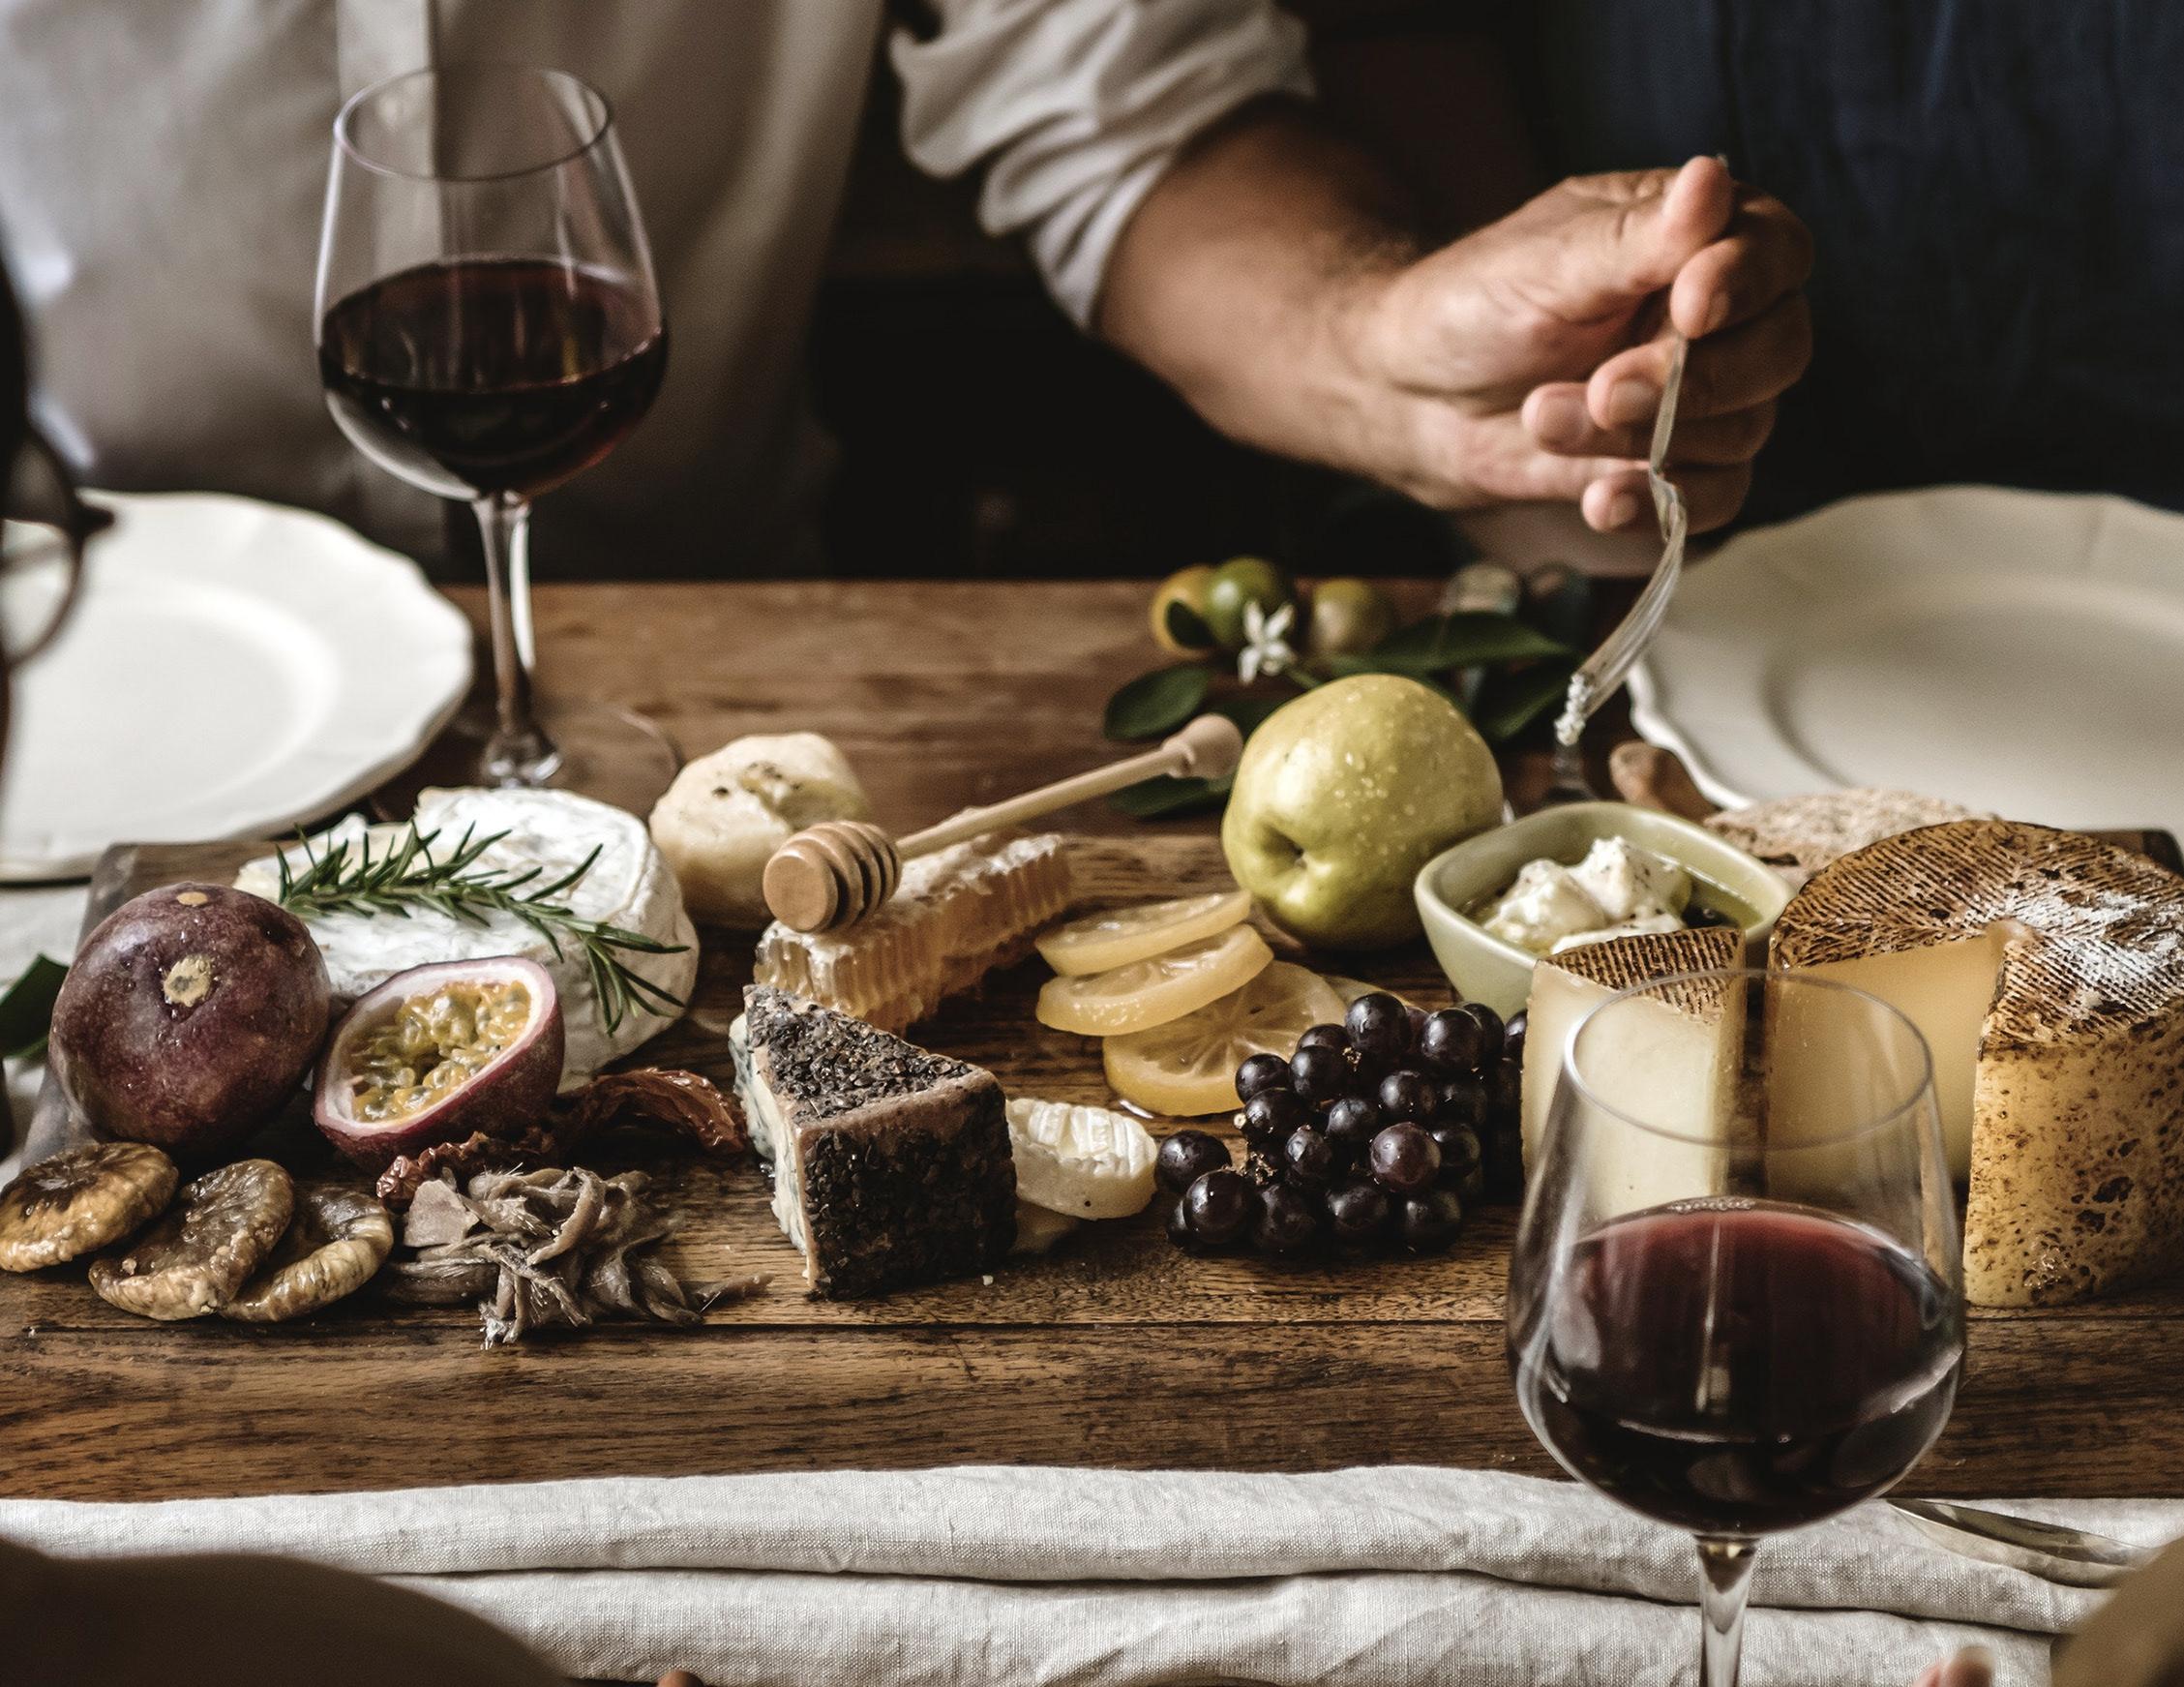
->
[274, 823, 688, 1034]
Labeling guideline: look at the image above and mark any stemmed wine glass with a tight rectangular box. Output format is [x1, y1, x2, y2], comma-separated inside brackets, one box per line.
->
[315, 64, 675, 811]
[1509, 969, 1965, 1687]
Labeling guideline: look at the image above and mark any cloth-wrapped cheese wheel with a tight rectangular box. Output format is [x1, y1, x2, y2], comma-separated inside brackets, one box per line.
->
[1772, 820, 2184, 1308]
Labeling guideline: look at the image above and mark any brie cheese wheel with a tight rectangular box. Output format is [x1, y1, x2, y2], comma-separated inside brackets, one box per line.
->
[648, 733, 873, 928]
[238, 787, 699, 1088]
[1519, 926, 1743, 1217]
[1773, 820, 2184, 1307]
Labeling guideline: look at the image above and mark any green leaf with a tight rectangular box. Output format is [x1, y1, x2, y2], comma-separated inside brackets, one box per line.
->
[1103, 662, 1211, 741]
[1213, 694, 1285, 737]
[1107, 773, 1232, 819]
[1475, 661, 1578, 743]
[1370, 613, 1571, 675]
[0, 954, 68, 1061]
[1162, 599, 1214, 649]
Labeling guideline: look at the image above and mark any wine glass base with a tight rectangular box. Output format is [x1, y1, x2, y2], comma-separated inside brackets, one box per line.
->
[372, 697, 681, 821]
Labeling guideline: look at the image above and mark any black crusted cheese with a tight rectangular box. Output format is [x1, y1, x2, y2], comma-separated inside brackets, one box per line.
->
[744, 987, 1017, 1298]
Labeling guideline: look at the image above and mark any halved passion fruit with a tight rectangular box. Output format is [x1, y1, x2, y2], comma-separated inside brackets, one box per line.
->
[313, 957, 564, 1168]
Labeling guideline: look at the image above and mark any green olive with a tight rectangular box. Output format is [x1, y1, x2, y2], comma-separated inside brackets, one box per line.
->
[1202, 557, 1295, 650]
[1149, 564, 1218, 652]
[1306, 577, 1399, 656]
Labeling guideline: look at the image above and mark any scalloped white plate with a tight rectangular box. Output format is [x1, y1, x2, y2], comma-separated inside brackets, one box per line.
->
[1629, 485, 2184, 841]
[0, 493, 471, 880]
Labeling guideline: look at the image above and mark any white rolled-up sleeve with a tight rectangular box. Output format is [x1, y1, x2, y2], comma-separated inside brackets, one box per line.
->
[892, 0, 1315, 326]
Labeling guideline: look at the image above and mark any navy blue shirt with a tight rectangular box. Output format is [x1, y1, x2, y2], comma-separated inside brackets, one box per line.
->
[1538, 1, 2184, 520]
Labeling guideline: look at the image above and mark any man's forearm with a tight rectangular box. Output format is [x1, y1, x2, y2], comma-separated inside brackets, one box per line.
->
[1094, 99, 1428, 483]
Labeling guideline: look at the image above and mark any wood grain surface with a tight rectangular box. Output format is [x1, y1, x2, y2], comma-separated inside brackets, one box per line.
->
[7, 827, 2184, 1502]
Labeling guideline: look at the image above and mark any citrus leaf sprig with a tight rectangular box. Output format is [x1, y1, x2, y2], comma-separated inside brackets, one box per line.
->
[274, 823, 688, 1034]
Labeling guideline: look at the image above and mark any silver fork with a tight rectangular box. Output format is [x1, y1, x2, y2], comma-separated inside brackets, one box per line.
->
[1539, 333, 1690, 807]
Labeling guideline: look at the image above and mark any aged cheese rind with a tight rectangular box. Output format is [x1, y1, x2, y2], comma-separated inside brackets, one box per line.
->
[752, 832, 1071, 1034]
[1773, 820, 2184, 1308]
[237, 787, 699, 1087]
[738, 987, 1016, 1298]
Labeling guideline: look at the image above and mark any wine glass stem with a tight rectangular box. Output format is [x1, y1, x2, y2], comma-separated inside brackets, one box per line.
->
[1696, 1536, 1758, 1687]
[471, 495, 561, 786]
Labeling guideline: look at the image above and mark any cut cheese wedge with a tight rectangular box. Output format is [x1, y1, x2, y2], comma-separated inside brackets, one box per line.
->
[1520, 926, 1744, 1218]
[1773, 820, 2184, 1308]
[1005, 1097, 1157, 1220]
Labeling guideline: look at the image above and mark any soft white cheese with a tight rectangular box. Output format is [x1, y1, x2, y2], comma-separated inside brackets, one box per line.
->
[1484, 860, 1608, 953]
[1485, 839, 1694, 957]
[1569, 836, 1691, 924]
[237, 787, 700, 1087]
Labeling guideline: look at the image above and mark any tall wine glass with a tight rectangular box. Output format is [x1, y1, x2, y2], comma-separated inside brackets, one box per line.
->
[1508, 969, 1964, 1687]
[315, 64, 675, 810]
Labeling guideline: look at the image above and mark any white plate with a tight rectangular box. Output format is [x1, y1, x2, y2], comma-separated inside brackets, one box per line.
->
[1630, 486, 2184, 840]
[0, 493, 471, 880]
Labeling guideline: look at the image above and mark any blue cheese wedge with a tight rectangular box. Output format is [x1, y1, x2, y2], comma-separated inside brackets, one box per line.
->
[237, 787, 698, 1087]
[734, 986, 1015, 1298]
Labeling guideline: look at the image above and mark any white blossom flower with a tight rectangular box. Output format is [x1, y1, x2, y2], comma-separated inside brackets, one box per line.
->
[1237, 599, 1297, 683]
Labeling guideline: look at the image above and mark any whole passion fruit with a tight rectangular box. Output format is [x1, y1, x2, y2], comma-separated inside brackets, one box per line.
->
[314, 956, 564, 1168]
[49, 884, 332, 1159]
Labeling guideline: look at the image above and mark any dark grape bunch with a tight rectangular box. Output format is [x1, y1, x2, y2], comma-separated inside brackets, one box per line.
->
[1158, 990, 1529, 1259]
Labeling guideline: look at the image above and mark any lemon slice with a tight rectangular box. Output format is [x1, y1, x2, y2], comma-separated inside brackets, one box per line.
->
[1102, 961, 1346, 1116]
[1034, 889, 1253, 977]
[1034, 923, 1272, 1038]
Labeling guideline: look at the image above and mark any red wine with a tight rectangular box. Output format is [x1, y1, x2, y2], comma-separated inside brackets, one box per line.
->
[318, 258, 666, 501]
[1511, 1201, 1960, 1536]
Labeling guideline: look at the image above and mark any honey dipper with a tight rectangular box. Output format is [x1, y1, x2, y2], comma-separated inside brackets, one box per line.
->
[761, 713, 1244, 933]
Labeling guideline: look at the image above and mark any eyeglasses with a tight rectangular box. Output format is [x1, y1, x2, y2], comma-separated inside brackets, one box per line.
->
[2, 427, 108, 664]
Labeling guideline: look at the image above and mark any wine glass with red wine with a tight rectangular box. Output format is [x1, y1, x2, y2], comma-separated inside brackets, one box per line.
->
[315, 64, 673, 809]
[1509, 968, 1963, 1687]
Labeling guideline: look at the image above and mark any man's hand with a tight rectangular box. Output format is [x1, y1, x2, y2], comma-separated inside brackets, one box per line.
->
[1343, 157, 1811, 531]
[1100, 113, 1813, 536]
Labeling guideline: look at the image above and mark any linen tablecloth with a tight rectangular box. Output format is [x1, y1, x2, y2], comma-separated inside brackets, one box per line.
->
[5, 1466, 2171, 1686]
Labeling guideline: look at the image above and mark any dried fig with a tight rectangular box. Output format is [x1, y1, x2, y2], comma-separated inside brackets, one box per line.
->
[221, 1187, 394, 1323]
[0, 1142, 179, 1272]
[88, 1159, 294, 1320]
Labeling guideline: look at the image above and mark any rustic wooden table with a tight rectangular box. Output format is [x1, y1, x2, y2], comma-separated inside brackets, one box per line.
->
[5, 579, 2182, 1502]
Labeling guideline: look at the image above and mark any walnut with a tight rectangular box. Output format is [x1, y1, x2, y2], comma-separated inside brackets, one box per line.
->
[88, 1160, 293, 1321]
[374, 1069, 746, 1212]
[0, 1142, 178, 1272]
[221, 1187, 395, 1323]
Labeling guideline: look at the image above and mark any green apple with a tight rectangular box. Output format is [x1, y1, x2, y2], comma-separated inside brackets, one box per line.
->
[1222, 675, 1502, 950]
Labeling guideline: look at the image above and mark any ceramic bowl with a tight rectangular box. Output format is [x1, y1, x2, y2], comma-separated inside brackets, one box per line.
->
[1412, 801, 1791, 1020]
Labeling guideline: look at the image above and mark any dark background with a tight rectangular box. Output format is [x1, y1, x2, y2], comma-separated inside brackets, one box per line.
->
[811, 4, 1543, 580]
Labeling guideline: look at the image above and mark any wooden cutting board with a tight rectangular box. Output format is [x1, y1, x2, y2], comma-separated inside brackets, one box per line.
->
[4, 834, 2182, 1501]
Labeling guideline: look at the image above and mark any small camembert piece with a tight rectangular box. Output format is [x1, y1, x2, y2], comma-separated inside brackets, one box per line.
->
[1772, 820, 2184, 1308]
[1519, 925, 1744, 1216]
[733, 986, 1016, 1298]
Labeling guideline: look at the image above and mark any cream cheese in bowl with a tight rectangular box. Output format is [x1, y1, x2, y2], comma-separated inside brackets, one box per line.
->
[1481, 836, 1696, 956]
